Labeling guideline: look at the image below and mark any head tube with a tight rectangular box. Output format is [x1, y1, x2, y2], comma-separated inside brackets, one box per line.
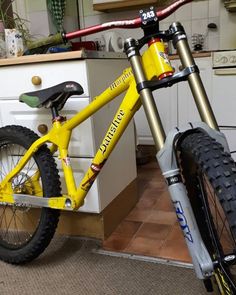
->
[145, 38, 174, 80]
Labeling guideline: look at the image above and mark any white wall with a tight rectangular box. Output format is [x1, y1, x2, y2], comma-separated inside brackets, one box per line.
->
[13, 0, 79, 37]
[13, 0, 236, 50]
[81, 0, 221, 51]
[81, 0, 236, 51]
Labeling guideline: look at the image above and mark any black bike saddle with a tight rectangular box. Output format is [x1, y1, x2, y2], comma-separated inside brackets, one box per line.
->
[20, 81, 84, 110]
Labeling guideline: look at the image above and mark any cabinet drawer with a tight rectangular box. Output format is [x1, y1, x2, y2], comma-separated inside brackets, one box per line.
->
[55, 157, 100, 213]
[0, 60, 89, 98]
[0, 97, 95, 157]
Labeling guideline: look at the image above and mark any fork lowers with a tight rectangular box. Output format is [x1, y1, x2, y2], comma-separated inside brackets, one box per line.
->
[170, 22, 219, 131]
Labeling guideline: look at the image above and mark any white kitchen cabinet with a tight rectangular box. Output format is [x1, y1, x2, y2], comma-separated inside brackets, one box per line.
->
[135, 55, 212, 145]
[0, 52, 137, 213]
[177, 57, 213, 127]
[211, 70, 236, 160]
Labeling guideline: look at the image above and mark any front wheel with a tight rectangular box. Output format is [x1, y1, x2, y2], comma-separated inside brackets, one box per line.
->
[0, 125, 61, 264]
[179, 131, 236, 294]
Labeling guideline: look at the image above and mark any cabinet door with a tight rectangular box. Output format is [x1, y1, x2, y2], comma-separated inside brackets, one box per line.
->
[134, 85, 178, 145]
[0, 61, 89, 99]
[211, 73, 236, 161]
[177, 57, 212, 127]
[0, 97, 95, 158]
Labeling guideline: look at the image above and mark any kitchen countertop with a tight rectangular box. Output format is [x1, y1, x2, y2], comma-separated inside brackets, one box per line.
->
[0, 50, 211, 67]
[169, 51, 211, 60]
[0, 50, 127, 67]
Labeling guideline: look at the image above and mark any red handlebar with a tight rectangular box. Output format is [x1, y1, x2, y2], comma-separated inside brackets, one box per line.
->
[65, 0, 192, 40]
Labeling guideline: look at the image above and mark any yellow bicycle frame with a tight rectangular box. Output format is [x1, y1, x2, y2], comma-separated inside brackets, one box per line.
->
[0, 39, 173, 211]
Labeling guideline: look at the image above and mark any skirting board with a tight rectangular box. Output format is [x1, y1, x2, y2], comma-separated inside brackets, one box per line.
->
[57, 179, 138, 240]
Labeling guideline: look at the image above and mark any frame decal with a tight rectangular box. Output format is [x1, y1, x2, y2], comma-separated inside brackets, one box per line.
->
[100, 109, 125, 154]
[81, 160, 107, 192]
[109, 69, 133, 90]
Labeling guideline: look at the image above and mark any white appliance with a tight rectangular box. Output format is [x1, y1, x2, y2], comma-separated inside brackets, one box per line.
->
[102, 32, 124, 52]
[212, 50, 236, 160]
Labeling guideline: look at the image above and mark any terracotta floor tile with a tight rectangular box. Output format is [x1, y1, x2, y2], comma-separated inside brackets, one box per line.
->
[159, 238, 192, 263]
[125, 207, 150, 222]
[103, 233, 132, 252]
[137, 170, 162, 183]
[147, 210, 177, 225]
[135, 222, 172, 241]
[125, 236, 164, 257]
[114, 220, 142, 237]
[102, 159, 191, 263]
[135, 196, 157, 210]
[153, 191, 175, 212]
[140, 186, 164, 197]
[146, 180, 166, 191]
[137, 160, 159, 170]
[166, 223, 185, 241]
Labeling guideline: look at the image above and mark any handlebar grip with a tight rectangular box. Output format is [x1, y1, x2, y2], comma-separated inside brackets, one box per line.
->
[26, 33, 64, 50]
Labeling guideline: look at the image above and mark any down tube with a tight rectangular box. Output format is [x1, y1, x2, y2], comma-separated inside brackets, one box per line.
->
[76, 81, 140, 202]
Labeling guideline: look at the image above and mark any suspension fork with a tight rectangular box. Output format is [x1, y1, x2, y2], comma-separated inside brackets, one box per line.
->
[171, 22, 219, 131]
[124, 34, 214, 280]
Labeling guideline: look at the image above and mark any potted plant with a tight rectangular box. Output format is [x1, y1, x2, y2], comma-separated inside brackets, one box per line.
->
[0, 0, 30, 57]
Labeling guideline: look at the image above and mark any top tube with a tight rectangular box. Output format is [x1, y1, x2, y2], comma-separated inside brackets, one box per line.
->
[65, 0, 192, 40]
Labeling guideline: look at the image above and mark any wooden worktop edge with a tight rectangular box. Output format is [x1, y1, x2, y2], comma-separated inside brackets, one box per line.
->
[0, 50, 84, 66]
[0, 50, 211, 67]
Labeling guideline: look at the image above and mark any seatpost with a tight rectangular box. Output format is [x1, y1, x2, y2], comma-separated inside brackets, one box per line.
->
[124, 38, 166, 152]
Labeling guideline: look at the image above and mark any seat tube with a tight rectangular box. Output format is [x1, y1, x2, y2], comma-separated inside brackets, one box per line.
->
[124, 38, 166, 152]
[171, 22, 219, 131]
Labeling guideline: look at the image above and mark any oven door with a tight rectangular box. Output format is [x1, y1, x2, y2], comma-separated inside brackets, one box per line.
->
[212, 67, 236, 160]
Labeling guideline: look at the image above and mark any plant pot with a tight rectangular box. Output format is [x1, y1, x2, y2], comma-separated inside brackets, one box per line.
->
[5, 28, 23, 58]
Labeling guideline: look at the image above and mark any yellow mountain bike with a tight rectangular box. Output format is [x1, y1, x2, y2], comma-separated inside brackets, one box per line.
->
[0, 0, 235, 293]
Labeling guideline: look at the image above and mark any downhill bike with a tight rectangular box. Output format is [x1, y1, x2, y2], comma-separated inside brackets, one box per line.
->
[0, 0, 235, 294]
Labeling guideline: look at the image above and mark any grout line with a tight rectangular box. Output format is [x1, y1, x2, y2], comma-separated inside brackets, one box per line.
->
[94, 248, 193, 270]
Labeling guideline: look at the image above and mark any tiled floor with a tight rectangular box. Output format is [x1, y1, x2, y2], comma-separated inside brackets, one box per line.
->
[102, 158, 192, 263]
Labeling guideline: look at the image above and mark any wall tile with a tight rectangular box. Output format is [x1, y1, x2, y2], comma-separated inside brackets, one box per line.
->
[191, 19, 208, 35]
[209, 0, 220, 18]
[192, 1, 208, 20]
[26, 0, 47, 12]
[28, 11, 50, 37]
[175, 2, 191, 21]
[208, 35, 220, 51]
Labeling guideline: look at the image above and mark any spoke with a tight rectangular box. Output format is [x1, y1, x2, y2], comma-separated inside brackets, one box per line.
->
[201, 177, 236, 259]
[3, 210, 15, 240]
[15, 210, 36, 232]
[24, 158, 37, 176]
[13, 213, 21, 244]
[203, 176, 236, 246]
[0, 147, 9, 177]
[14, 212, 32, 242]
[204, 176, 218, 227]
[0, 206, 7, 228]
